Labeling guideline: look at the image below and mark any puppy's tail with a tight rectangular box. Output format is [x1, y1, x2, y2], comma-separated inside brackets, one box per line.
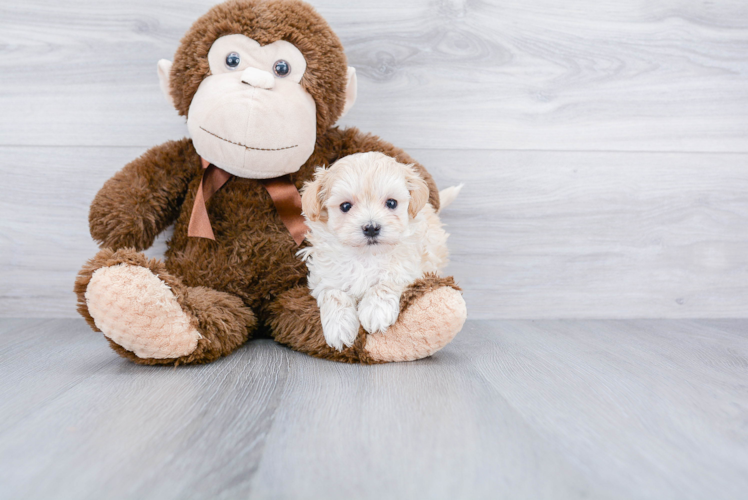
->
[437, 184, 463, 213]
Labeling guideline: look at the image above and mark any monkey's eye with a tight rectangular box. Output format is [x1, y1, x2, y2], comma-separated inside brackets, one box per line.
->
[340, 202, 352, 213]
[273, 59, 291, 77]
[225, 52, 241, 69]
[386, 199, 398, 209]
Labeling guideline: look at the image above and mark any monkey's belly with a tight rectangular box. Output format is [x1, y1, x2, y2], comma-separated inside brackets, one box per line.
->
[164, 222, 308, 315]
[160, 170, 311, 316]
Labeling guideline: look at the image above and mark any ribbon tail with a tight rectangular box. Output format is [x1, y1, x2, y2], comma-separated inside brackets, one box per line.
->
[261, 175, 309, 246]
[188, 169, 216, 240]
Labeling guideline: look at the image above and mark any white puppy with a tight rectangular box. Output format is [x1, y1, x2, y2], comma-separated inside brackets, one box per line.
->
[299, 152, 461, 351]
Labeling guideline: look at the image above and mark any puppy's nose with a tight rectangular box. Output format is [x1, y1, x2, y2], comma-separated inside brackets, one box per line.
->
[241, 67, 275, 89]
[362, 223, 381, 238]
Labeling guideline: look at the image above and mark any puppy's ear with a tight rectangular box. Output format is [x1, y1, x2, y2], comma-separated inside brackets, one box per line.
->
[301, 169, 326, 222]
[405, 167, 430, 218]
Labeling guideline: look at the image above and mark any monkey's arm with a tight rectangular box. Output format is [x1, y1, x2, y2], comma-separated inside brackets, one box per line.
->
[325, 127, 440, 211]
[89, 138, 201, 251]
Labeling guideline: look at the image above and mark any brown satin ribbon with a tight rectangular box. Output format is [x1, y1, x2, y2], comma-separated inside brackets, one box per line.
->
[260, 176, 308, 246]
[188, 158, 308, 246]
[188, 158, 232, 240]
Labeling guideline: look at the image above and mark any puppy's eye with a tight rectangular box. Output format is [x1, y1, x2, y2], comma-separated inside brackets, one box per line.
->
[225, 52, 241, 69]
[273, 59, 291, 77]
[340, 202, 352, 213]
[386, 199, 398, 209]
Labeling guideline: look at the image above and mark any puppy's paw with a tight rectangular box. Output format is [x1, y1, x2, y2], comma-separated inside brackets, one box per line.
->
[320, 292, 360, 351]
[322, 307, 359, 351]
[358, 293, 400, 334]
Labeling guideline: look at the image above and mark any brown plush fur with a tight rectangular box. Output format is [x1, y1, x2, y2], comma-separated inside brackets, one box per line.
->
[75, 248, 256, 365]
[75, 0, 457, 365]
[88, 140, 202, 251]
[268, 286, 380, 364]
[268, 274, 457, 364]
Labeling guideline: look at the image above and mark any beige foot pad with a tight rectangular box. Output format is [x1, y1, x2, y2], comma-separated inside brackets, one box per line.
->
[365, 286, 467, 362]
[85, 264, 201, 359]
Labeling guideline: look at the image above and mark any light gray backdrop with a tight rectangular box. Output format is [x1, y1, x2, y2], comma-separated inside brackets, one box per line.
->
[1, 0, 747, 318]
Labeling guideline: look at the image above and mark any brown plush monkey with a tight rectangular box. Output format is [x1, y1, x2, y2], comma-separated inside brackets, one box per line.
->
[74, 0, 467, 365]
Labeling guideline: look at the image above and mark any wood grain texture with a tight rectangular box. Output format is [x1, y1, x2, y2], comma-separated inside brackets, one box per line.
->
[2, 146, 747, 319]
[425, 149, 748, 318]
[0, 0, 746, 150]
[0, 318, 291, 499]
[1, 318, 746, 499]
[1, 0, 747, 317]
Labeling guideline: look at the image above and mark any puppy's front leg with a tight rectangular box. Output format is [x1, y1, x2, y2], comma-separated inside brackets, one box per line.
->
[358, 283, 403, 334]
[318, 289, 360, 351]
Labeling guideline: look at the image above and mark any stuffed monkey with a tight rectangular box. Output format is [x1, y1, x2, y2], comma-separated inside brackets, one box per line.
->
[74, 0, 467, 365]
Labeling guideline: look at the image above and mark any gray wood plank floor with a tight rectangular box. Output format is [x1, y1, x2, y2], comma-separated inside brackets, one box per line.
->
[1, 319, 746, 500]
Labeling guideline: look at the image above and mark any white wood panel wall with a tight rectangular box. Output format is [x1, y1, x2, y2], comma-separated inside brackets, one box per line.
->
[1, 0, 747, 318]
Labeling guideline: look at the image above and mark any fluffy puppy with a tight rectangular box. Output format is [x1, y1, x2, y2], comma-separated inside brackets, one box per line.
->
[299, 152, 461, 351]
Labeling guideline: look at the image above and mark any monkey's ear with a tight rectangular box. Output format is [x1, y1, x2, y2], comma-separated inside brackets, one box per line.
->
[157, 59, 176, 108]
[338, 67, 357, 119]
[405, 167, 430, 218]
[301, 177, 324, 222]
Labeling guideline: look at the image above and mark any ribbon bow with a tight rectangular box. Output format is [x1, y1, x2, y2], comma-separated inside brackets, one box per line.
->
[188, 158, 308, 246]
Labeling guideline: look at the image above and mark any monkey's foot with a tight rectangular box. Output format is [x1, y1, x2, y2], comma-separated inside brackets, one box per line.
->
[364, 286, 466, 362]
[85, 264, 201, 359]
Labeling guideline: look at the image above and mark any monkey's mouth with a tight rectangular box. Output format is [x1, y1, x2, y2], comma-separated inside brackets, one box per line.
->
[199, 126, 298, 152]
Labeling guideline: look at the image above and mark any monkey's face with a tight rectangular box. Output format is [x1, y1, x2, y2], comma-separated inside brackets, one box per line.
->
[165, 34, 319, 179]
[159, 1, 358, 179]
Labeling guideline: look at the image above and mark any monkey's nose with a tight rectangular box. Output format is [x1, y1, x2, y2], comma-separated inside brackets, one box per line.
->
[241, 67, 275, 89]
[362, 223, 381, 238]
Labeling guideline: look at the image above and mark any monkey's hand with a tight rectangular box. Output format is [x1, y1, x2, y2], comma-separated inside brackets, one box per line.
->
[89, 139, 200, 251]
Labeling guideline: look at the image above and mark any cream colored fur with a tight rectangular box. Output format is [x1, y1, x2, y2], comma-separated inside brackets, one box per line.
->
[85, 264, 201, 359]
[436, 184, 463, 212]
[299, 152, 460, 351]
[187, 35, 316, 178]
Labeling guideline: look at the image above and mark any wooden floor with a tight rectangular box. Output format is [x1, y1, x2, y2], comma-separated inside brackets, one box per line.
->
[1, 319, 746, 500]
